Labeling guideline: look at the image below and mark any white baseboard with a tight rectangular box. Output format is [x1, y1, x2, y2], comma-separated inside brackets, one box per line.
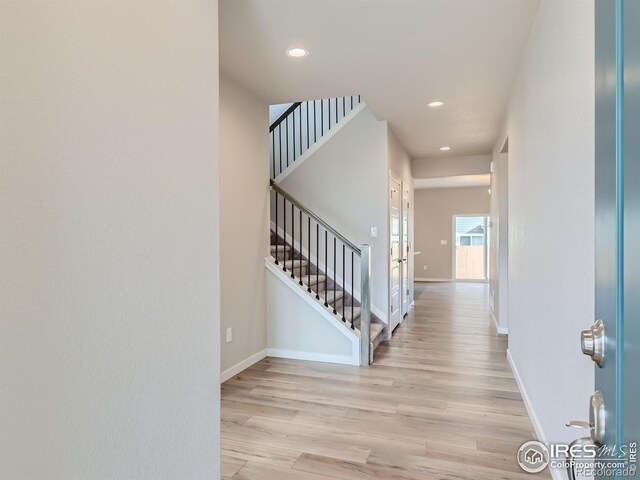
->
[507, 349, 545, 441]
[221, 349, 267, 383]
[490, 308, 508, 335]
[506, 349, 566, 480]
[266, 348, 357, 366]
[414, 277, 452, 282]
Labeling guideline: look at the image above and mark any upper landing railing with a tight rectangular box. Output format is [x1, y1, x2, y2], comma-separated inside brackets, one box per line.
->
[269, 95, 362, 180]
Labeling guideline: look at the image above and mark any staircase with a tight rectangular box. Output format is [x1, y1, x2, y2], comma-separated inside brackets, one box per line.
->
[267, 96, 386, 365]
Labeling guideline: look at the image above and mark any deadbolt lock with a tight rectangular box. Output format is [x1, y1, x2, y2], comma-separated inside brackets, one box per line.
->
[581, 319, 605, 367]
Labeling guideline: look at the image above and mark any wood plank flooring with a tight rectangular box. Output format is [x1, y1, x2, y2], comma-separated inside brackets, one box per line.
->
[221, 282, 550, 479]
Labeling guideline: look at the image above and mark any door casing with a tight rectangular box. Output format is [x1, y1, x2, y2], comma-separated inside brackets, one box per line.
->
[388, 174, 403, 336]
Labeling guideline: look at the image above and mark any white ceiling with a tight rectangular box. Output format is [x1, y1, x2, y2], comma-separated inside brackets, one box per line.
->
[219, 0, 539, 159]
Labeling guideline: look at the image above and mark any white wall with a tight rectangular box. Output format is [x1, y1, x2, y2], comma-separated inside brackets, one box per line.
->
[387, 127, 414, 307]
[220, 74, 269, 379]
[489, 150, 509, 333]
[269, 102, 293, 124]
[266, 263, 359, 365]
[412, 154, 491, 178]
[279, 106, 390, 321]
[414, 187, 490, 281]
[501, 0, 594, 446]
[0, 2, 221, 478]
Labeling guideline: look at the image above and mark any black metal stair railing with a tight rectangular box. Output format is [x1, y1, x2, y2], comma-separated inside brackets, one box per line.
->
[269, 95, 362, 180]
[270, 181, 371, 365]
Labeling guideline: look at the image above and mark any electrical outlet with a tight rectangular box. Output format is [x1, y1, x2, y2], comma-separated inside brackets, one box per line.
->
[370, 227, 378, 238]
[226, 327, 232, 343]
[423, 265, 427, 271]
[441, 240, 448, 245]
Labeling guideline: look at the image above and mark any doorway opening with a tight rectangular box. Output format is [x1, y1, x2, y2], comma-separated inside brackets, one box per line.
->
[453, 215, 489, 281]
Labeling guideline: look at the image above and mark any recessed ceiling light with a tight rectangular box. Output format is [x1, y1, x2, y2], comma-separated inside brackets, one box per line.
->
[439, 146, 452, 151]
[286, 47, 308, 58]
[427, 101, 444, 107]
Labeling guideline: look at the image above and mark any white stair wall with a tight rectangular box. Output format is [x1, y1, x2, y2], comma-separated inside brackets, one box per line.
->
[265, 258, 360, 366]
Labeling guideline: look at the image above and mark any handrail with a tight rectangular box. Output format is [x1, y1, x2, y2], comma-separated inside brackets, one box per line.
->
[270, 180, 361, 255]
[269, 102, 302, 132]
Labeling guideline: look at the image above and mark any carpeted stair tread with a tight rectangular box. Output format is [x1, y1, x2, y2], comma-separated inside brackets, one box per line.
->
[322, 290, 344, 303]
[305, 274, 326, 286]
[340, 306, 361, 322]
[270, 244, 291, 253]
[370, 323, 385, 342]
[282, 259, 308, 269]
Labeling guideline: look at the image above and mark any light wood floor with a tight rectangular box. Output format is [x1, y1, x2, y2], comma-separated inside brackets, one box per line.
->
[221, 282, 550, 479]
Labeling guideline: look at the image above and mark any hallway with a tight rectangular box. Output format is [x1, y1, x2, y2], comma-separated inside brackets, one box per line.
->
[220, 283, 549, 479]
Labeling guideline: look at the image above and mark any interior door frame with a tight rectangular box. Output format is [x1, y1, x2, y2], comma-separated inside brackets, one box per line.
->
[451, 214, 490, 283]
[388, 172, 403, 337]
[401, 183, 410, 317]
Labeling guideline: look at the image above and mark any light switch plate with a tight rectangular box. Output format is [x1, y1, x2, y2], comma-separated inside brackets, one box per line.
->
[226, 327, 232, 343]
[370, 227, 378, 238]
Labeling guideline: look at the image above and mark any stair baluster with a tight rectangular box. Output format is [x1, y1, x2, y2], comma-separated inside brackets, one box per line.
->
[324, 230, 329, 308]
[290, 202, 295, 279]
[341, 244, 346, 323]
[333, 237, 337, 316]
[315, 224, 320, 300]
[307, 217, 312, 293]
[298, 209, 303, 286]
[274, 192, 279, 266]
[351, 251, 355, 330]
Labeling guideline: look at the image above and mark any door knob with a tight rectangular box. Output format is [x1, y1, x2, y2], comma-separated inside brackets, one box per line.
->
[581, 319, 605, 367]
[565, 391, 605, 446]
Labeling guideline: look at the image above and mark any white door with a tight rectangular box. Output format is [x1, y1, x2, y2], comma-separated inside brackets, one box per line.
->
[389, 177, 402, 333]
[401, 185, 410, 317]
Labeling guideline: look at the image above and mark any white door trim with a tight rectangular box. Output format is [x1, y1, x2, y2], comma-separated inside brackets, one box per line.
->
[388, 172, 403, 337]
